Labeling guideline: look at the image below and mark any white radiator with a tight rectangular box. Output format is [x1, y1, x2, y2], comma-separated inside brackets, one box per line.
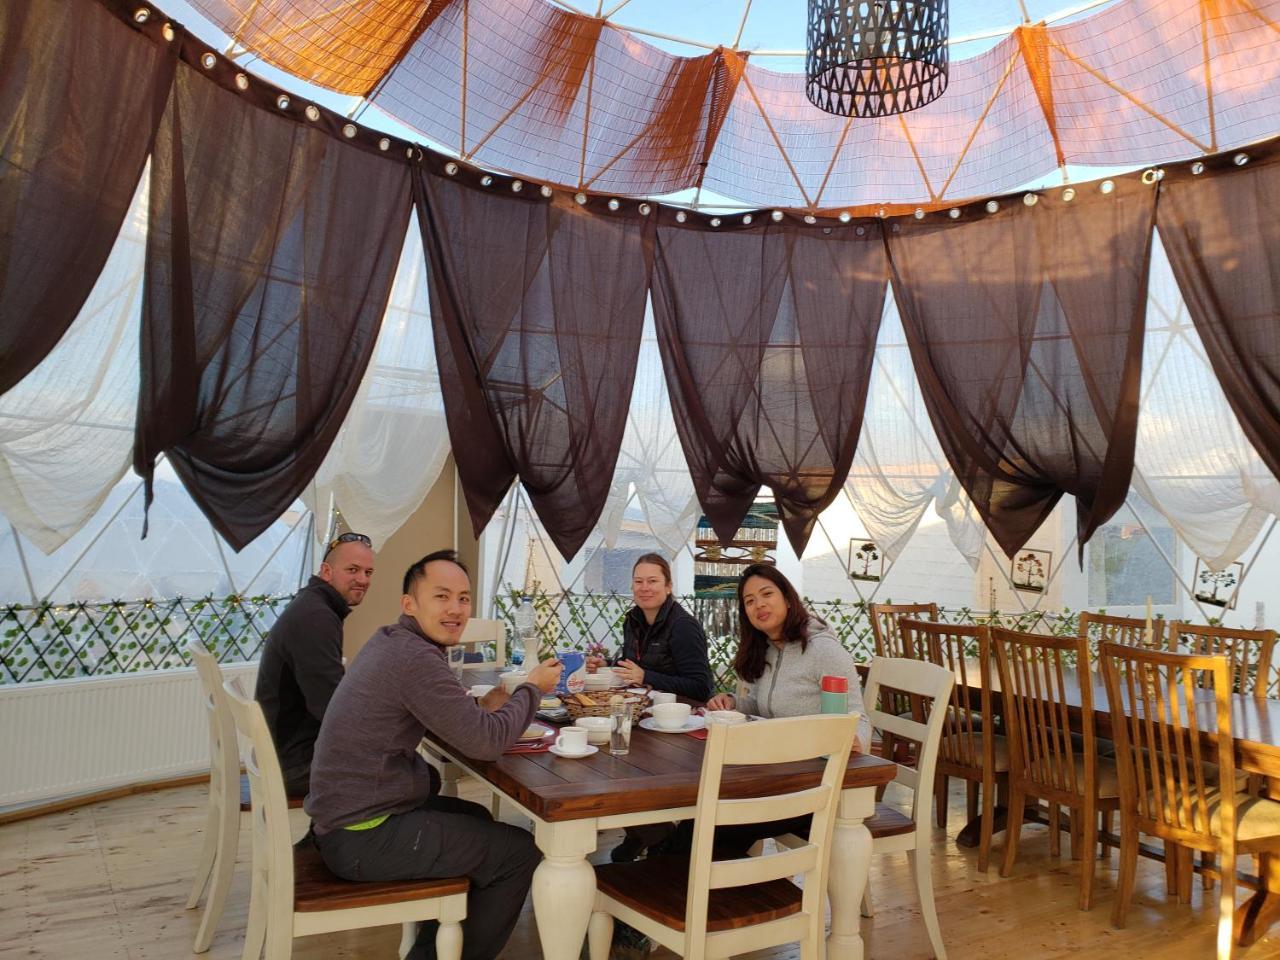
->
[0, 663, 258, 809]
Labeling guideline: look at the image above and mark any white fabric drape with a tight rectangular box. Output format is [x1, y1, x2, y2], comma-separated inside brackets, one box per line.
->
[845, 290, 985, 569]
[1130, 233, 1280, 570]
[304, 214, 450, 549]
[0, 169, 148, 554]
[598, 304, 699, 559]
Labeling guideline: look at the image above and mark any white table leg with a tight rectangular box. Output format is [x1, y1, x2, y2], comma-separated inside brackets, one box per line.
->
[532, 818, 599, 960]
[827, 786, 875, 960]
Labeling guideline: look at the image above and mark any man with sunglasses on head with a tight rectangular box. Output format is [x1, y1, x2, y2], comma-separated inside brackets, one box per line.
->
[254, 531, 375, 798]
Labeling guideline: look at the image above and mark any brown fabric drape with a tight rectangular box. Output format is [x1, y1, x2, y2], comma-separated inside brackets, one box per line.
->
[136, 42, 411, 550]
[650, 217, 888, 554]
[888, 179, 1155, 557]
[415, 165, 653, 560]
[0, 0, 173, 394]
[1158, 149, 1280, 488]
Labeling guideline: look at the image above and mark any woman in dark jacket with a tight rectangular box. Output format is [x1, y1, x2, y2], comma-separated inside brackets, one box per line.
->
[590, 553, 714, 701]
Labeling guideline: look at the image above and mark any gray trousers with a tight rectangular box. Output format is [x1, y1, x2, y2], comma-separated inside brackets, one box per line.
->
[315, 795, 541, 960]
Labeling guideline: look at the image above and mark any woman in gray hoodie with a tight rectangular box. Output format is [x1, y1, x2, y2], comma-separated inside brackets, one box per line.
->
[707, 563, 870, 753]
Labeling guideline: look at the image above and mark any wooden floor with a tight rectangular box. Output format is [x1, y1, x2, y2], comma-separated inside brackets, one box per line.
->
[3, 778, 1279, 960]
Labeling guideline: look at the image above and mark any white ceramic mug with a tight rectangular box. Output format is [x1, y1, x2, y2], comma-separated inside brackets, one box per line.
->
[651, 702, 692, 730]
[555, 726, 590, 754]
[649, 691, 677, 705]
[574, 716, 613, 745]
[500, 671, 528, 694]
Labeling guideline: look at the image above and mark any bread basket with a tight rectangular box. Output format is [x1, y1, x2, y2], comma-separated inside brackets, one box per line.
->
[562, 689, 650, 722]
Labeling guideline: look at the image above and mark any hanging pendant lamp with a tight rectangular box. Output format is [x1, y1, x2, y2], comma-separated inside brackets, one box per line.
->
[806, 0, 949, 118]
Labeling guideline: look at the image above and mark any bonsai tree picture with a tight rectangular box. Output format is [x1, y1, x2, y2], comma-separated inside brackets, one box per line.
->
[1012, 550, 1049, 593]
[849, 540, 883, 582]
[1194, 560, 1242, 608]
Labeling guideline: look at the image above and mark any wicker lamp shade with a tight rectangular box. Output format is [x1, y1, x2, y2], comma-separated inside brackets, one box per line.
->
[806, 0, 949, 118]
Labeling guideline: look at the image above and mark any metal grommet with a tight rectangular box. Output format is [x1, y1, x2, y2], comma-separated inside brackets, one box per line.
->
[948, 208, 960, 219]
[676, 211, 687, 223]
[512, 180, 523, 193]
[444, 162, 458, 175]
[200, 52, 216, 69]
[1062, 187, 1076, 202]
[305, 105, 321, 121]
[1100, 179, 1115, 194]
[133, 8, 150, 23]
[771, 210, 784, 222]
[608, 198, 620, 211]
[638, 203, 651, 215]
[342, 123, 357, 139]
[378, 138, 390, 152]
[234, 73, 249, 91]
[275, 94, 290, 110]
[1023, 193, 1038, 206]
[540, 185, 553, 198]
[742, 213, 752, 225]
[985, 200, 999, 213]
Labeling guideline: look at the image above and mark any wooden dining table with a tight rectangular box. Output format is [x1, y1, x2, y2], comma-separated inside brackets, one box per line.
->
[423, 670, 896, 960]
[948, 657, 1280, 946]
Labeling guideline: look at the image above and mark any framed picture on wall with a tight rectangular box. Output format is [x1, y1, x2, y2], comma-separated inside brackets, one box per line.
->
[847, 539, 883, 582]
[1193, 559, 1243, 609]
[1011, 548, 1051, 593]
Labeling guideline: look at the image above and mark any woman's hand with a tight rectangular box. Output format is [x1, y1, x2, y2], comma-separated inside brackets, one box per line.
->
[705, 692, 736, 711]
[585, 655, 607, 673]
[612, 659, 645, 685]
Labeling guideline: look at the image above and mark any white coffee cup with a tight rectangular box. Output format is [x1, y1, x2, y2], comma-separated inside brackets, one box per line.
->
[574, 716, 613, 745]
[651, 702, 692, 730]
[555, 726, 590, 754]
[649, 691, 677, 705]
[584, 672, 615, 690]
[500, 671, 528, 694]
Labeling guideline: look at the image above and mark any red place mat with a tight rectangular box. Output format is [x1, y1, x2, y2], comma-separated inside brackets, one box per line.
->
[506, 723, 557, 754]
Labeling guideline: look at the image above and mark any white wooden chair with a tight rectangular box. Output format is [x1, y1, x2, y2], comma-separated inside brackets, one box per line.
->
[587, 713, 857, 960]
[857, 656, 956, 959]
[222, 678, 468, 960]
[185, 640, 241, 953]
[459, 618, 507, 669]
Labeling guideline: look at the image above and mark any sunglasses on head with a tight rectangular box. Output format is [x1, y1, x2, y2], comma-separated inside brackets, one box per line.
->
[327, 532, 372, 551]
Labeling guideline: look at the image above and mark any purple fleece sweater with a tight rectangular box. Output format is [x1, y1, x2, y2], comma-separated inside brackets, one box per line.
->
[305, 614, 539, 834]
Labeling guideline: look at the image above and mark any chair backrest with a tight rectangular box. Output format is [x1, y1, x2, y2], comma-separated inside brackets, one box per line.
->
[869, 602, 939, 658]
[222, 677, 296, 905]
[1167, 621, 1277, 700]
[863, 656, 955, 841]
[1098, 643, 1236, 849]
[992, 626, 1097, 803]
[187, 640, 239, 804]
[684, 714, 857, 957]
[900, 618, 994, 775]
[1078, 611, 1165, 658]
[459, 618, 507, 669]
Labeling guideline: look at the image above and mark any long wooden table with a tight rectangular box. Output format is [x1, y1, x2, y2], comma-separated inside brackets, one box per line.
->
[423, 673, 896, 960]
[952, 659, 1280, 945]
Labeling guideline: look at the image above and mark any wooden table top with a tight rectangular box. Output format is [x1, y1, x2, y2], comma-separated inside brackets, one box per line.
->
[429, 669, 896, 822]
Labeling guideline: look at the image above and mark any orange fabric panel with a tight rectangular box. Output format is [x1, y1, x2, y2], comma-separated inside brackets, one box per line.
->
[189, 0, 445, 96]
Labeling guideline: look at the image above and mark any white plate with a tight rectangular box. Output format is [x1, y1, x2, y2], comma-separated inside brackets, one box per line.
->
[639, 716, 706, 734]
[548, 743, 599, 759]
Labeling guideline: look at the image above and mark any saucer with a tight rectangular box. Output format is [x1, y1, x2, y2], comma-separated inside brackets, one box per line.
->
[638, 716, 706, 734]
[548, 743, 599, 759]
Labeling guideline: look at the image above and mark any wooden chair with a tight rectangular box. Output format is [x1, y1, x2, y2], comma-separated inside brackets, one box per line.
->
[1168, 621, 1277, 700]
[458, 618, 507, 669]
[586, 714, 857, 960]
[1078, 611, 1165, 659]
[222, 678, 468, 960]
[992, 627, 1120, 910]
[186, 641, 241, 953]
[858, 656, 956, 958]
[900, 618, 1006, 871]
[1099, 643, 1280, 958]
[869, 602, 939, 658]
[186, 643, 309, 951]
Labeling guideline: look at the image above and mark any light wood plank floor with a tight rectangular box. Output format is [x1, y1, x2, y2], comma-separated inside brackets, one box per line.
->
[3, 779, 1279, 960]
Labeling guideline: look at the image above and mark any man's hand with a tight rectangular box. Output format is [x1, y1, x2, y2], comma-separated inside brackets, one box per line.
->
[527, 657, 563, 694]
[706, 692, 736, 711]
[613, 659, 645, 686]
[478, 687, 511, 712]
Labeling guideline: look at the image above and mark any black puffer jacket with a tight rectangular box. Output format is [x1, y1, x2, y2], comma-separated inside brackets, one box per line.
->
[618, 597, 714, 701]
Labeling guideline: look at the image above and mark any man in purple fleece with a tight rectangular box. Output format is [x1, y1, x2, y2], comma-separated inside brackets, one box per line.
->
[306, 550, 562, 960]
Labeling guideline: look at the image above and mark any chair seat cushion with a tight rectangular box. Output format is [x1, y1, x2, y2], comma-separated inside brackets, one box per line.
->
[293, 844, 468, 912]
[594, 855, 802, 932]
[941, 734, 1010, 774]
[866, 804, 915, 839]
[1144, 791, 1280, 844]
